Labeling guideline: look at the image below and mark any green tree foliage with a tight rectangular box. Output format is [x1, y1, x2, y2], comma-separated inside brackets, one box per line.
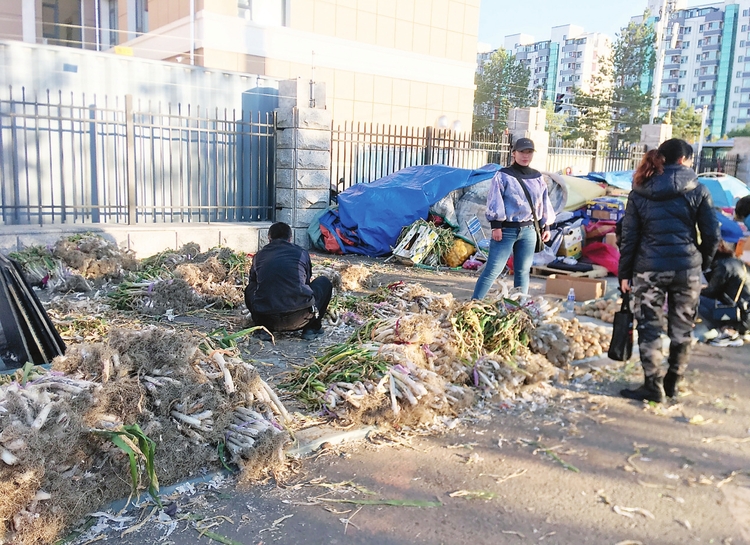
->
[670, 100, 704, 142]
[564, 14, 655, 143]
[727, 124, 750, 137]
[473, 49, 532, 132]
[611, 13, 656, 142]
[566, 66, 614, 141]
[544, 100, 571, 139]
[612, 14, 656, 87]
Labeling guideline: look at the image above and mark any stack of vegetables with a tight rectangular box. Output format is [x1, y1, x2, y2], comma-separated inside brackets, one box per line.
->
[0, 328, 289, 545]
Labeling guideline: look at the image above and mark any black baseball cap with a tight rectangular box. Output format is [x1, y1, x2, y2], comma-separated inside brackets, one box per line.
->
[513, 138, 535, 152]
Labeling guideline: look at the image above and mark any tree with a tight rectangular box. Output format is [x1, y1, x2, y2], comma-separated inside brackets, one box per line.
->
[670, 100, 703, 142]
[566, 65, 614, 141]
[543, 100, 571, 139]
[612, 13, 656, 88]
[611, 13, 656, 142]
[473, 49, 532, 132]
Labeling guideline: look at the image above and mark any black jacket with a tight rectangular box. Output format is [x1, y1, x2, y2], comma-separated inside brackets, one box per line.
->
[618, 164, 720, 280]
[702, 255, 750, 304]
[244, 239, 315, 316]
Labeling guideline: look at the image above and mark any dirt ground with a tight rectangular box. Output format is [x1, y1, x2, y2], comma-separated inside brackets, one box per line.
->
[66, 257, 750, 545]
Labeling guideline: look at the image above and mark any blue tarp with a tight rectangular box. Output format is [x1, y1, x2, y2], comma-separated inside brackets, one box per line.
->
[697, 174, 750, 209]
[318, 164, 499, 257]
[584, 171, 634, 191]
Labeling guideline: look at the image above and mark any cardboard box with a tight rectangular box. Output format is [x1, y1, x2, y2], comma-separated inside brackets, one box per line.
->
[557, 226, 584, 259]
[585, 197, 626, 222]
[604, 232, 618, 247]
[545, 274, 607, 301]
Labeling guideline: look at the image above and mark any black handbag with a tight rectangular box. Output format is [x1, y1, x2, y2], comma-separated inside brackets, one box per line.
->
[516, 174, 546, 253]
[608, 292, 634, 361]
[712, 268, 747, 324]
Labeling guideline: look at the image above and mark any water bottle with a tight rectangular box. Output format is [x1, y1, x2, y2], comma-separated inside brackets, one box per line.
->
[564, 288, 576, 313]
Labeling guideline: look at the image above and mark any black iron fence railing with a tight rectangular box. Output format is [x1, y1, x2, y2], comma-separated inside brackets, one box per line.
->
[0, 87, 275, 226]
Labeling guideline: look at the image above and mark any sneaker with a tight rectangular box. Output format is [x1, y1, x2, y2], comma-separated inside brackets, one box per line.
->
[710, 337, 743, 347]
[301, 328, 324, 341]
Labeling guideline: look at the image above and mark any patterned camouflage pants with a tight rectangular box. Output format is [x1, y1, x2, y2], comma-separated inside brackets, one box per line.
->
[631, 268, 702, 378]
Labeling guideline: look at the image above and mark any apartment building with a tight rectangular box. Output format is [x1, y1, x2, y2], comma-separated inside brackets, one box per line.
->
[657, 3, 735, 137]
[489, 25, 610, 114]
[0, 0, 481, 129]
[555, 28, 611, 103]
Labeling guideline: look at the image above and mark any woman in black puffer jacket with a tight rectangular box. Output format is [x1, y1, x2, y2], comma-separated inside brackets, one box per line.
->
[618, 139, 720, 402]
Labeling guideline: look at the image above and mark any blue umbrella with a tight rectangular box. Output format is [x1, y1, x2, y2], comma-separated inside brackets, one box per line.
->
[698, 173, 750, 208]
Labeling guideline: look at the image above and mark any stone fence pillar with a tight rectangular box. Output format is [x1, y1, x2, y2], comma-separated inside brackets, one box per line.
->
[275, 78, 331, 248]
[507, 107, 549, 171]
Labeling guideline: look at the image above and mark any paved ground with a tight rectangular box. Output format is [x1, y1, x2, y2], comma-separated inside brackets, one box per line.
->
[68, 259, 750, 545]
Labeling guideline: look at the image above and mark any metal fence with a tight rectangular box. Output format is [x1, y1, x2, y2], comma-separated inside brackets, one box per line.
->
[698, 150, 739, 177]
[330, 122, 511, 192]
[0, 87, 275, 226]
[547, 139, 646, 175]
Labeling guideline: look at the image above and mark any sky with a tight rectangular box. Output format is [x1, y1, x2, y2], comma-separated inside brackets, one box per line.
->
[477, 0, 698, 51]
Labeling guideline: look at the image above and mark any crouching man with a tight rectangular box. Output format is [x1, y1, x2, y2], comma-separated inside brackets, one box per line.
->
[245, 222, 332, 340]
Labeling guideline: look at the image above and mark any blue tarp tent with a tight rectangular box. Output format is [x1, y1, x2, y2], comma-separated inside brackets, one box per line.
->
[697, 173, 750, 209]
[585, 171, 634, 191]
[318, 164, 499, 257]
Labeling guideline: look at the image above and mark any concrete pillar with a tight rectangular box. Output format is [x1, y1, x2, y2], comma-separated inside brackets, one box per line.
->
[22, 0, 36, 43]
[639, 124, 673, 151]
[729, 136, 750, 184]
[275, 78, 331, 248]
[507, 107, 549, 171]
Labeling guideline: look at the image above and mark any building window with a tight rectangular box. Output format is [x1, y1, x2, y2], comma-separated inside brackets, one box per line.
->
[732, 116, 737, 123]
[134, 0, 148, 34]
[238, 0, 286, 26]
[734, 101, 739, 108]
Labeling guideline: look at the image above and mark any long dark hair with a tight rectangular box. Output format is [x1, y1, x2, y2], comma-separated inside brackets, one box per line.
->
[633, 138, 693, 187]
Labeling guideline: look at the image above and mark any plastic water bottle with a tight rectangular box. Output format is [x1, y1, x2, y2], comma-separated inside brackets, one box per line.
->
[564, 288, 576, 314]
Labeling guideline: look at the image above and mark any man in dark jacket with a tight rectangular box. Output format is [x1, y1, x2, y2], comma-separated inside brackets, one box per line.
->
[618, 139, 720, 402]
[245, 222, 332, 340]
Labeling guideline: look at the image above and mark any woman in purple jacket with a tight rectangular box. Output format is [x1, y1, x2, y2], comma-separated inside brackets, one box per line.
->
[472, 138, 556, 298]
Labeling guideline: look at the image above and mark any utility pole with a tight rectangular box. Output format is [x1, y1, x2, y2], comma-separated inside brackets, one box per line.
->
[650, 0, 677, 123]
[695, 104, 708, 173]
[537, 88, 543, 108]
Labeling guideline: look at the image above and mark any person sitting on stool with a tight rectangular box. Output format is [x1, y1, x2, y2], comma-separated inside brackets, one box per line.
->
[245, 222, 332, 341]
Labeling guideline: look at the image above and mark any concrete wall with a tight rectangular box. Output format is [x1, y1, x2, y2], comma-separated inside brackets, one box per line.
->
[0, 222, 269, 259]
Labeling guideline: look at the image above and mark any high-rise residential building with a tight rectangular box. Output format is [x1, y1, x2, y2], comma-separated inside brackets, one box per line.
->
[0, 0, 481, 129]
[642, 0, 750, 138]
[654, 2, 737, 137]
[555, 28, 611, 108]
[479, 24, 611, 115]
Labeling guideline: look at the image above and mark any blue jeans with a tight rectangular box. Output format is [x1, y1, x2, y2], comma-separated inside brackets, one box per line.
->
[472, 225, 536, 299]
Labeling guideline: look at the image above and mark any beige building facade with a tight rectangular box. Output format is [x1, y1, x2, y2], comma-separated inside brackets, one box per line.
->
[3, 0, 480, 129]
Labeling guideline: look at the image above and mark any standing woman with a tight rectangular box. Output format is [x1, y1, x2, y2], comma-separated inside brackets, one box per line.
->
[472, 138, 556, 298]
[618, 138, 719, 402]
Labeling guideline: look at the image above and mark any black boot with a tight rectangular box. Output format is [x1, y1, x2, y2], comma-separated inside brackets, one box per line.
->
[664, 343, 689, 398]
[620, 374, 665, 403]
[663, 370, 682, 398]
